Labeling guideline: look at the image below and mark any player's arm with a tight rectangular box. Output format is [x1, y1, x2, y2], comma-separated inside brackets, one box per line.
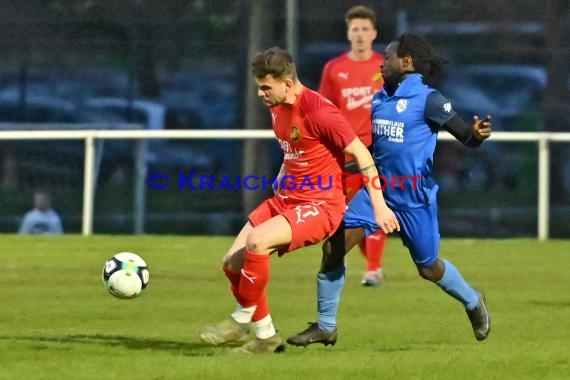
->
[344, 138, 400, 234]
[425, 92, 492, 148]
[309, 106, 398, 233]
[443, 115, 492, 148]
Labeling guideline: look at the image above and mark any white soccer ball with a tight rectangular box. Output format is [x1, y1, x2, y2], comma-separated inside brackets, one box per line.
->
[102, 252, 149, 299]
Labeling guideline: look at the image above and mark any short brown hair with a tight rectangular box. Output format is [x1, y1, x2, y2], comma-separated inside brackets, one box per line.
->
[251, 47, 297, 81]
[345, 5, 377, 29]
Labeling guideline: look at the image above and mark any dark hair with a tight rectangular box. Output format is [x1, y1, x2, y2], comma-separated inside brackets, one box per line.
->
[396, 33, 448, 86]
[345, 5, 377, 30]
[251, 47, 297, 81]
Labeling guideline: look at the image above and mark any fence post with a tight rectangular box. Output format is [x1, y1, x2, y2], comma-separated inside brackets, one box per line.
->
[537, 135, 550, 240]
[82, 133, 96, 236]
[133, 139, 147, 234]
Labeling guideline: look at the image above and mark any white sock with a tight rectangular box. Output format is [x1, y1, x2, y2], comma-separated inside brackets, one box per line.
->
[253, 314, 276, 339]
[231, 304, 256, 323]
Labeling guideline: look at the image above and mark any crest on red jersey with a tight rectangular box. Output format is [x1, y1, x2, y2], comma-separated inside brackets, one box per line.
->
[372, 71, 382, 82]
[291, 127, 300, 142]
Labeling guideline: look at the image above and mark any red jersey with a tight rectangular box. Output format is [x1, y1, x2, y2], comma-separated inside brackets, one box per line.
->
[319, 52, 384, 149]
[270, 87, 357, 206]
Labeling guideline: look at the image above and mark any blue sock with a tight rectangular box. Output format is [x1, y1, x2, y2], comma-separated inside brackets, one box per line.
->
[436, 259, 479, 310]
[317, 266, 346, 332]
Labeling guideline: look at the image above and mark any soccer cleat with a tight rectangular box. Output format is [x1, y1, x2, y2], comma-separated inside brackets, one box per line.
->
[466, 289, 491, 341]
[361, 268, 384, 287]
[286, 322, 338, 347]
[230, 333, 286, 354]
[198, 317, 250, 346]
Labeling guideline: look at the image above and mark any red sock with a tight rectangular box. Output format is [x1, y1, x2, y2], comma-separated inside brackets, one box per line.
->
[359, 231, 387, 272]
[223, 267, 246, 305]
[238, 252, 270, 308]
[252, 290, 269, 322]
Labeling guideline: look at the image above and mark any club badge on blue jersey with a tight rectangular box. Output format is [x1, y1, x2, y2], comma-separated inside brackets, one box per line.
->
[396, 99, 408, 113]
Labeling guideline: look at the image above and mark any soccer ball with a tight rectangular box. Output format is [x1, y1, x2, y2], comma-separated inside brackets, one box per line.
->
[102, 252, 149, 299]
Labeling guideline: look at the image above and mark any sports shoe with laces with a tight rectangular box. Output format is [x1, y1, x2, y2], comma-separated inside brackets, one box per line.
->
[198, 317, 250, 346]
[286, 322, 338, 347]
[466, 289, 491, 341]
[230, 333, 286, 354]
[361, 268, 384, 287]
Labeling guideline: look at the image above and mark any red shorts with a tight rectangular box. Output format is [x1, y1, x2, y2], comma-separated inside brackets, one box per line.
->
[248, 194, 345, 255]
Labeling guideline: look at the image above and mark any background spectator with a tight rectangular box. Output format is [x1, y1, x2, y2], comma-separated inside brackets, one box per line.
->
[18, 189, 63, 235]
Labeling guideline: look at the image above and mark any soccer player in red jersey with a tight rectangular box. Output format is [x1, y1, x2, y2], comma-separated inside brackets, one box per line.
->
[198, 47, 400, 354]
[319, 5, 388, 286]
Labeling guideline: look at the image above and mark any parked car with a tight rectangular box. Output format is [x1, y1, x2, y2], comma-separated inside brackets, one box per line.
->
[447, 64, 548, 130]
[84, 97, 214, 174]
[0, 92, 127, 186]
[157, 70, 237, 130]
[0, 68, 137, 104]
[437, 65, 549, 191]
[0, 91, 122, 124]
[156, 70, 242, 173]
[439, 71, 507, 131]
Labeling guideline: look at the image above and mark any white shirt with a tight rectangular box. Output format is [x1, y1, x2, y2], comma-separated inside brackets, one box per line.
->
[18, 209, 63, 235]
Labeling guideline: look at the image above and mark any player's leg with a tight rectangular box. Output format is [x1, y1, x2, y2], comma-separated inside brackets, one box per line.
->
[420, 259, 490, 341]
[344, 171, 387, 286]
[287, 225, 365, 347]
[200, 197, 290, 349]
[234, 199, 346, 353]
[400, 204, 490, 341]
[360, 230, 387, 287]
[198, 222, 254, 345]
[287, 189, 375, 347]
[228, 213, 295, 353]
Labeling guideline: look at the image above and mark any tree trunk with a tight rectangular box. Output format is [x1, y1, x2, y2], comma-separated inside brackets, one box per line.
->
[242, 0, 277, 216]
[544, 0, 570, 202]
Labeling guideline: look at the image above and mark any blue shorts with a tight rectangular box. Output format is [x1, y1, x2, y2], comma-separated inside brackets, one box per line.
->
[344, 188, 440, 267]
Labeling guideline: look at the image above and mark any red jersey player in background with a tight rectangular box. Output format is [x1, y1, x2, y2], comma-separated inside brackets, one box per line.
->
[318, 5, 388, 286]
[198, 47, 399, 354]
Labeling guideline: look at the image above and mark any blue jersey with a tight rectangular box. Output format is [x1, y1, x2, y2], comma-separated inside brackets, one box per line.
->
[371, 73, 456, 210]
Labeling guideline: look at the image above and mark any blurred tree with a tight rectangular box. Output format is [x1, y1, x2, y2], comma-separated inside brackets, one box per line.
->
[242, 0, 278, 214]
[543, 0, 570, 202]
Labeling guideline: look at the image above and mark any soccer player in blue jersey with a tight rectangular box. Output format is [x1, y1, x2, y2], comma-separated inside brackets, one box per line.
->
[287, 33, 492, 347]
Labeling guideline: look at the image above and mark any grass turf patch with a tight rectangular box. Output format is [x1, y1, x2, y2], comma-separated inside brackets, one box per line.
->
[0, 235, 568, 379]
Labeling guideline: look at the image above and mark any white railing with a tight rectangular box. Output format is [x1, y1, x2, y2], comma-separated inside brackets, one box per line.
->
[2, 129, 570, 239]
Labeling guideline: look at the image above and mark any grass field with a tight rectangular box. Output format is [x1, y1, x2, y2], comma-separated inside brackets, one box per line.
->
[1, 235, 568, 380]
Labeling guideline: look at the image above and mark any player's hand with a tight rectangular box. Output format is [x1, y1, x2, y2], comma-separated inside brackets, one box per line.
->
[375, 205, 400, 234]
[473, 115, 492, 141]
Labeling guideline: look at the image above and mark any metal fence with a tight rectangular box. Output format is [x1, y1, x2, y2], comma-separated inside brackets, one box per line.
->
[2, 128, 570, 239]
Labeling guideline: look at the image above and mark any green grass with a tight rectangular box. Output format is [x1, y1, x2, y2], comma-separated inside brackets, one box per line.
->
[0, 236, 569, 380]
